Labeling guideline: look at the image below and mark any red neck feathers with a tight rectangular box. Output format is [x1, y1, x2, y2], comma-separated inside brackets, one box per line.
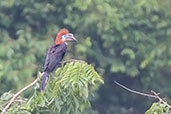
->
[56, 28, 69, 45]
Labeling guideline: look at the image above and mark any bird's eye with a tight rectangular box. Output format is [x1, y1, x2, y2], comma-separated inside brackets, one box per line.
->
[62, 35, 66, 39]
[62, 35, 66, 41]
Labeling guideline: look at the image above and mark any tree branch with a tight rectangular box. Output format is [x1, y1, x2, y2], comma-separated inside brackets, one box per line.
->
[114, 81, 171, 109]
[1, 72, 43, 114]
[1, 59, 83, 114]
[1, 59, 84, 114]
[114, 81, 157, 98]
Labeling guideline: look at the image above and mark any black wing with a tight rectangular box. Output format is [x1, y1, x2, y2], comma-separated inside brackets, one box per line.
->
[44, 43, 67, 73]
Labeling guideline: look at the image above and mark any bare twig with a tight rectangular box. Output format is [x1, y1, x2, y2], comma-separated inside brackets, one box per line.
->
[114, 81, 171, 108]
[1, 72, 43, 114]
[114, 81, 157, 98]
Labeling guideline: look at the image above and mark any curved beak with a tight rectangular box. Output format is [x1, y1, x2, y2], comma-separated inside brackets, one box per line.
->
[65, 33, 77, 42]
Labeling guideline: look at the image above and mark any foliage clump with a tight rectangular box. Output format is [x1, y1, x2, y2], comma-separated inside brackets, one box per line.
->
[0, 61, 103, 114]
[145, 102, 171, 114]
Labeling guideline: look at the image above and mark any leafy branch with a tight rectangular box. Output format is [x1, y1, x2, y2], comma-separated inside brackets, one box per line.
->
[1, 59, 103, 114]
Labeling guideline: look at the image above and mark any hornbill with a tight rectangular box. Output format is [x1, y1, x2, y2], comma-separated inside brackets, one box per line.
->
[40, 28, 77, 91]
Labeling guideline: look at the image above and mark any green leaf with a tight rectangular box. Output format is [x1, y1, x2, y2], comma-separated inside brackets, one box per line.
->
[121, 48, 135, 60]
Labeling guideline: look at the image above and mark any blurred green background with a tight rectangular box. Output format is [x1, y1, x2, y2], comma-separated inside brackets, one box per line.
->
[0, 0, 171, 114]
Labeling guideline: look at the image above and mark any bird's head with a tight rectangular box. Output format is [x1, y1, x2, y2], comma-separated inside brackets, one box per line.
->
[55, 28, 77, 45]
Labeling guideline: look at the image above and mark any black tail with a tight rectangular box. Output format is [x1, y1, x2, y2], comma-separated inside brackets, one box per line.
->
[40, 72, 49, 91]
